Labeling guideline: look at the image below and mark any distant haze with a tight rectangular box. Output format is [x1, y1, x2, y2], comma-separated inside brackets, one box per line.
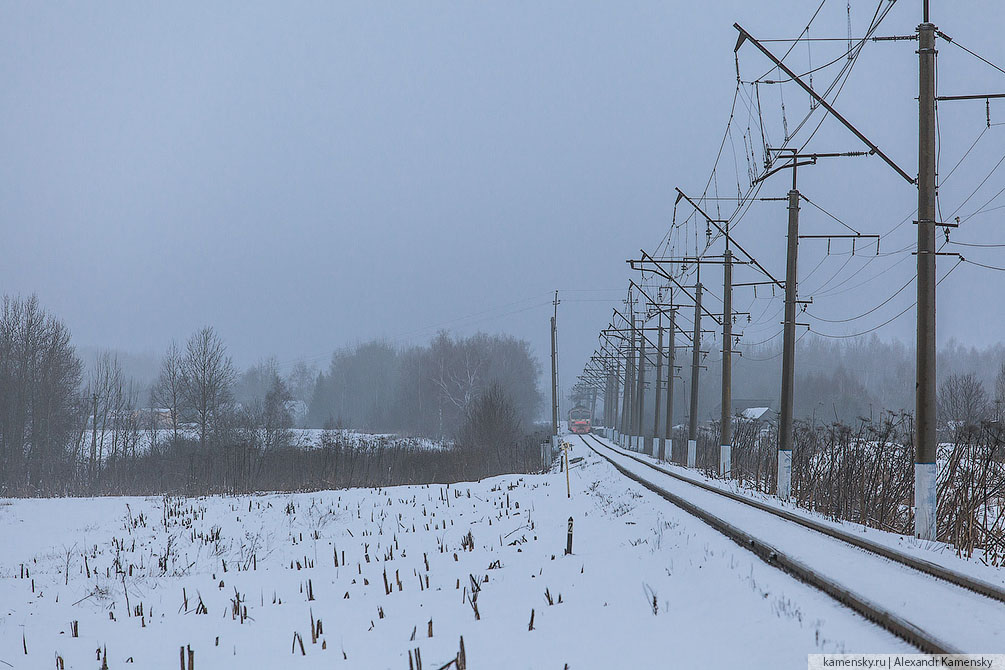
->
[2, 1, 1004, 400]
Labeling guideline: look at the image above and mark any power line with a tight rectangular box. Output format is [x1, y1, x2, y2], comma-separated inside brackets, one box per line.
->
[808, 259, 962, 338]
[942, 34, 1005, 77]
[806, 271, 915, 323]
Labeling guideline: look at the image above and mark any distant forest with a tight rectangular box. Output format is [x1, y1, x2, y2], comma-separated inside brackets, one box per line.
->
[734, 335, 1005, 425]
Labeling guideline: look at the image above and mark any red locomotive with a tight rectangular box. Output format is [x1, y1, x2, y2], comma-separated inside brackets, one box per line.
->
[567, 406, 591, 434]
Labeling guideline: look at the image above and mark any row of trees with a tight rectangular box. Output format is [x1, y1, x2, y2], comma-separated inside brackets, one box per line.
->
[0, 296, 82, 493]
[0, 294, 545, 496]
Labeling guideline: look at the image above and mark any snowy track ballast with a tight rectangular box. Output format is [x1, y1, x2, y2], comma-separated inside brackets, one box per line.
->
[579, 434, 1002, 655]
[582, 434, 1005, 605]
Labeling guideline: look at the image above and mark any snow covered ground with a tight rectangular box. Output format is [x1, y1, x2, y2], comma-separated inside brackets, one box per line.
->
[1, 440, 930, 669]
[83, 427, 449, 456]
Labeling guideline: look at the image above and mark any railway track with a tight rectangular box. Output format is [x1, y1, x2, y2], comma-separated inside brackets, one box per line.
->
[578, 432, 1005, 654]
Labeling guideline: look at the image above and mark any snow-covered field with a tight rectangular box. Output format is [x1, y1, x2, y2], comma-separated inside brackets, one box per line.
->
[84, 428, 448, 456]
[2, 440, 922, 669]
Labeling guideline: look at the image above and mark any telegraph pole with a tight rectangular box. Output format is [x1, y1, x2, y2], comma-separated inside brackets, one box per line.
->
[665, 308, 677, 462]
[688, 281, 702, 468]
[551, 291, 560, 449]
[915, 3, 938, 540]
[619, 327, 627, 448]
[628, 313, 639, 449]
[720, 248, 733, 477]
[612, 355, 621, 440]
[636, 320, 648, 454]
[590, 386, 598, 426]
[778, 171, 800, 500]
[653, 312, 664, 459]
[604, 361, 613, 430]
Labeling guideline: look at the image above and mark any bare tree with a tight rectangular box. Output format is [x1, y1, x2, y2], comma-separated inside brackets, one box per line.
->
[151, 340, 185, 446]
[457, 383, 522, 469]
[181, 327, 236, 450]
[285, 361, 318, 404]
[85, 352, 127, 487]
[262, 373, 293, 452]
[994, 362, 1005, 422]
[937, 372, 989, 427]
[0, 295, 82, 495]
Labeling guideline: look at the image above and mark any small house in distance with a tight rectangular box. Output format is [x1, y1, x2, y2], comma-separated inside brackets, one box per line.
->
[739, 406, 773, 423]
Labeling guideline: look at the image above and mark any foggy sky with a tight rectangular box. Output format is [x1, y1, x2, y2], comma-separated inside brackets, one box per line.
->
[2, 1, 1004, 403]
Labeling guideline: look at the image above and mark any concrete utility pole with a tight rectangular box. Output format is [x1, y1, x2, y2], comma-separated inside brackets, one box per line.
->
[612, 356, 621, 439]
[665, 308, 677, 462]
[637, 322, 648, 454]
[621, 330, 633, 447]
[915, 4, 938, 540]
[653, 312, 664, 459]
[551, 291, 560, 449]
[628, 314, 639, 449]
[720, 249, 733, 477]
[778, 179, 800, 500]
[586, 385, 594, 427]
[688, 282, 702, 468]
[603, 367, 612, 429]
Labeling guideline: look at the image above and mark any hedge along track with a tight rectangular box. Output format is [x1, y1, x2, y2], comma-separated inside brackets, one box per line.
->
[578, 434, 974, 655]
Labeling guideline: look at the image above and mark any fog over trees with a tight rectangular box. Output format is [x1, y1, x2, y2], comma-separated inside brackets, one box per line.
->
[307, 332, 543, 437]
[626, 334, 1005, 429]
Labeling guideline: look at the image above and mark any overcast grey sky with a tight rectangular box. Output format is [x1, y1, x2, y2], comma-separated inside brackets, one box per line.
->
[2, 1, 1004, 399]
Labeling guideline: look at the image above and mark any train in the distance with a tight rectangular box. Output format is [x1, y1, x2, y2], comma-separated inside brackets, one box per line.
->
[567, 406, 592, 434]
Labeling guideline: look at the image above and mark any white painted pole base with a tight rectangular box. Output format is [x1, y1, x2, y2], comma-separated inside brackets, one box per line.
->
[719, 445, 731, 477]
[777, 450, 792, 500]
[686, 439, 696, 468]
[914, 462, 937, 540]
[613, 430, 619, 443]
